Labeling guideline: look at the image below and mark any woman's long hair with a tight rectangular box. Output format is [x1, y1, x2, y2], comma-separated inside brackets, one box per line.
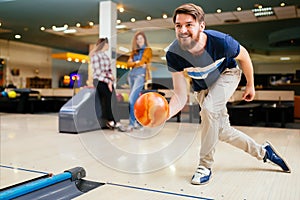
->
[131, 31, 149, 54]
[89, 37, 108, 56]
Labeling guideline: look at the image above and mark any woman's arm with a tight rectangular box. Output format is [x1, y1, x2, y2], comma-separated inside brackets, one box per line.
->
[127, 48, 152, 68]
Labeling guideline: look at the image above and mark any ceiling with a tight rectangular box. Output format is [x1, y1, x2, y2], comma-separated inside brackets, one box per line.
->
[0, 0, 300, 63]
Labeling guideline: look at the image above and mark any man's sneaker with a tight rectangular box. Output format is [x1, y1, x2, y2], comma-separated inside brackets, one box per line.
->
[191, 165, 212, 185]
[263, 141, 291, 173]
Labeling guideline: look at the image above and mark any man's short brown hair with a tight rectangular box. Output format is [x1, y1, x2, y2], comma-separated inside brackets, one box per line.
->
[172, 3, 205, 23]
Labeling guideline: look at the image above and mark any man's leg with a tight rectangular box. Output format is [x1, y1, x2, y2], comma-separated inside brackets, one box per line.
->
[191, 67, 242, 185]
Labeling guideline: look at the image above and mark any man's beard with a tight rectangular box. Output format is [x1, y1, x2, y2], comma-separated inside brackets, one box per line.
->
[178, 30, 200, 51]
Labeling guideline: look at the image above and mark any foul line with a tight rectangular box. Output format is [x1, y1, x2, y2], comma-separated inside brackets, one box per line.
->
[107, 182, 213, 200]
[0, 164, 49, 175]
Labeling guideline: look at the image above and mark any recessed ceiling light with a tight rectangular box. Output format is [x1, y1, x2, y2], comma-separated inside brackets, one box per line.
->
[15, 34, 21, 39]
[146, 16, 151, 21]
[130, 18, 136, 22]
[216, 9, 222, 13]
[40, 27, 45, 31]
[280, 2, 285, 7]
[119, 7, 124, 13]
[89, 21, 94, 26]
[162, 14, 168, 19]
[76, 23, 81, 27]
[237, 7, 242, 11]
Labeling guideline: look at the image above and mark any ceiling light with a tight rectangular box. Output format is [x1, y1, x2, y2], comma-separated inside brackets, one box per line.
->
[280, 2, 285, 7]
[146, 16, 151, 21]
[130, 18, 136, 22]
[52, 25, 68, 32]
[76, 23, 81, 27]
[14, 34, 21, 39]
[64, 29, 77, 34]
[89, 21, 94, 26]
[236, 7, 242, 11]
[117, 19, 121, 24]
[216, 9, 222, 13]
[162, 14, 168, 19]
[280, 57, 291, 61]
[119, 7, 124, 13]
[116, 24, 127, 29]
[40, 26, 45, 31]
[119, 46, 129, 53]
[252, 7, 274, 17]
[0, 22, 2, 27]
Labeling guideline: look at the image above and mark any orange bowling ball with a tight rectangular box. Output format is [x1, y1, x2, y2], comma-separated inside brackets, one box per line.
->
[134, 92, 169, 127]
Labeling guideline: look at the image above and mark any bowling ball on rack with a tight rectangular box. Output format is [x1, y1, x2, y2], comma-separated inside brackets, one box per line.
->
[8, 90, 17, 98]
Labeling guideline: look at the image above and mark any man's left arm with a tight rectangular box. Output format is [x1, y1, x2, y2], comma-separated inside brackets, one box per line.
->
[235, 45, 255, 102]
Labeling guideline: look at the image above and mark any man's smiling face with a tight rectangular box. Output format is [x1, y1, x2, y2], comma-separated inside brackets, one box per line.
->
[175, 14, 204, 51]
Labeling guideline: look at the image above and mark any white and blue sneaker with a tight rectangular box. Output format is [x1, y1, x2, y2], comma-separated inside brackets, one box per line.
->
[263, 141, 291, 173]
[191, 165, 212, 185]
[133, 122, 144, 131]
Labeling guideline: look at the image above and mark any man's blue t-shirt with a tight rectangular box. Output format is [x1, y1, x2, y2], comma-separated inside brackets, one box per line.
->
[166, 30, 240, 91]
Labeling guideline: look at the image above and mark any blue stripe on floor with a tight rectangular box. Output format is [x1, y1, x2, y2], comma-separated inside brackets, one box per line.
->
[107, 182, 213, 200]
[0, 165, 49, 175]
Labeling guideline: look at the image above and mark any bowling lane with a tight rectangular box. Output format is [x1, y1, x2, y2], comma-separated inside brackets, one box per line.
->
[1, 113, 300, 199]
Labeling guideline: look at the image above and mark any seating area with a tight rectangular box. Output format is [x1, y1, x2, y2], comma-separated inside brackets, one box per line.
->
[0, 88, 75, 113]
[188, 90, 297, 128]
[1, 87, 298, 129]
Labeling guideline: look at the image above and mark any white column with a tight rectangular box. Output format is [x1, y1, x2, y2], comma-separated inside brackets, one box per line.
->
[87, 1, 117, 87]
[99, 1, 117, 79]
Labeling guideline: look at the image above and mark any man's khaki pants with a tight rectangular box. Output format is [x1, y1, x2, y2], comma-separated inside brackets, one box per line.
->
[194, 68, 266, 168]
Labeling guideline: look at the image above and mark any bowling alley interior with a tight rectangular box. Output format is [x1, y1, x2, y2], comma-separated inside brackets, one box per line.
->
[1, 1, 300, 199]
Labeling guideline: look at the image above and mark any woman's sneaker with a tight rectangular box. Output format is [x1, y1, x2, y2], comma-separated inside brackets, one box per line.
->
[115, 122, 126, 132]
[191, 165, 212, 185]
[126, 125, 134, 132]
[106, 121, 115, 130]
[133, 124, 144, 131]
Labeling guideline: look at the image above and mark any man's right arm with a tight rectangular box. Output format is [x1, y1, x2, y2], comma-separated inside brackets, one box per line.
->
[167, 71, 188, 119]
